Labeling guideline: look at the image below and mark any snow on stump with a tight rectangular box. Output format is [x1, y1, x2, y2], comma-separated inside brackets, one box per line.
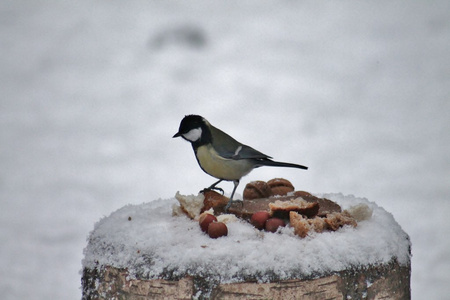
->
[82, 190, 411, 300]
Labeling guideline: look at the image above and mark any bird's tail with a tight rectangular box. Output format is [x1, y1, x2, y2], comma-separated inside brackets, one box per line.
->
[256, 159, 308, 170]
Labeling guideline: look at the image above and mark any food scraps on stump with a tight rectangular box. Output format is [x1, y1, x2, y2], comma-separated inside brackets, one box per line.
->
[207, 222, 228, 239]
[199, 213, 218, 233]
[250, 211, 271, 230]
[265, 218, 286, 233]
[173, 178, 370, 239]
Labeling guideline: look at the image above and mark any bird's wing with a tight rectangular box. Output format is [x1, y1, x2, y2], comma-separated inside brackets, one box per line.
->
[210, 125, 272, 160]
[231, 144, 272, 160]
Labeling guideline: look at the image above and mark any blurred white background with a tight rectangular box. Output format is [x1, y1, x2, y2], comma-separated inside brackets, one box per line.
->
[1, 1, 449, 299]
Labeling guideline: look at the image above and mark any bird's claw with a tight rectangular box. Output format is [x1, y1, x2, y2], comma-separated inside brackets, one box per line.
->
[200, 186, 224, 195]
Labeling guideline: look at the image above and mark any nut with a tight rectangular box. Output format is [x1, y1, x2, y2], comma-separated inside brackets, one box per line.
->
[250, 211, 271, 230]
[208, 222, 228, 238]
[267, 178, 294, 196]
[199, 213, 218, 233]
[243, 181, 272, 200]
[293, 190, 313, 198]
[265, 218, 286, 233]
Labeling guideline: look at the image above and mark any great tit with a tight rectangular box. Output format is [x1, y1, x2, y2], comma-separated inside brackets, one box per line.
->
[173, 115, 308, 211]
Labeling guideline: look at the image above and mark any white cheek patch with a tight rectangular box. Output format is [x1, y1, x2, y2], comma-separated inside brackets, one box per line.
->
[183, 127, 202, 142]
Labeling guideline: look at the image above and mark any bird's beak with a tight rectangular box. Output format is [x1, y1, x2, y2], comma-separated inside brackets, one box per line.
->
[173, 132, 182, 138]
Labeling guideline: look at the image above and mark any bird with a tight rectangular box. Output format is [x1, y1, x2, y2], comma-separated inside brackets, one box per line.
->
[173, 115, 308, 211]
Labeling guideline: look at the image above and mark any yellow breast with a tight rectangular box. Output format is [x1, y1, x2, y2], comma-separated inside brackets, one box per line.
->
[196, 145, 254, 180]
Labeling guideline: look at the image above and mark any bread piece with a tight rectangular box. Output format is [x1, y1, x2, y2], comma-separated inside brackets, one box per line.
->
[308, 216, 327, 233]
[345, 203, 373, 222]
[324, 211, 357, 231]
[270, 198, 320, 218]
[202, 190, 229, 213]
[289, 211, 327, 238]
[174, 192, 205, 220]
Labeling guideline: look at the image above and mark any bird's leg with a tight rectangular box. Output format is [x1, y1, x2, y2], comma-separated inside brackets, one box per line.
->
[200, 179, 224, 194]
[208, 179, 223, 190]
[225, 180, 241, 212]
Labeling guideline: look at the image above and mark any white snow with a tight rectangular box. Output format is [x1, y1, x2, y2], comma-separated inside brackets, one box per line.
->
[1, 1, 449, 299]
[83, 194, 410, 284]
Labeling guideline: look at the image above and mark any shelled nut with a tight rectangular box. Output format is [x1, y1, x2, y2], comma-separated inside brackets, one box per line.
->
[267, 178, 294, 196]
[243, 181, 272, 200]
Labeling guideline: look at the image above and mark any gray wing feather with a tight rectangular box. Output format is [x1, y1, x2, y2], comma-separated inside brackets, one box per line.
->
[210, 125, 271, 160]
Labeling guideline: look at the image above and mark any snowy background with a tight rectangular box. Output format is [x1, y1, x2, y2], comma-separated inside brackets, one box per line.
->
[1, 1, 449, 299]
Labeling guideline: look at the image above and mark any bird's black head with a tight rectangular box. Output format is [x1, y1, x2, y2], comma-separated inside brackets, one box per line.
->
[173, 115, 212, 145]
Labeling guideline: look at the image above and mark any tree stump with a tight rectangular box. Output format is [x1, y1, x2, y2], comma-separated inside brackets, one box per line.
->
[82, 193, 411, 299]
[82, 260, 409, 299]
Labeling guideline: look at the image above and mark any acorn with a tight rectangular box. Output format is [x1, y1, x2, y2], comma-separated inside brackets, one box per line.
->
[199, 213, 217, 233]
[208, 222, 228, 238]
[265, 218, 286, 233]
[251, 211, 271, 230]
